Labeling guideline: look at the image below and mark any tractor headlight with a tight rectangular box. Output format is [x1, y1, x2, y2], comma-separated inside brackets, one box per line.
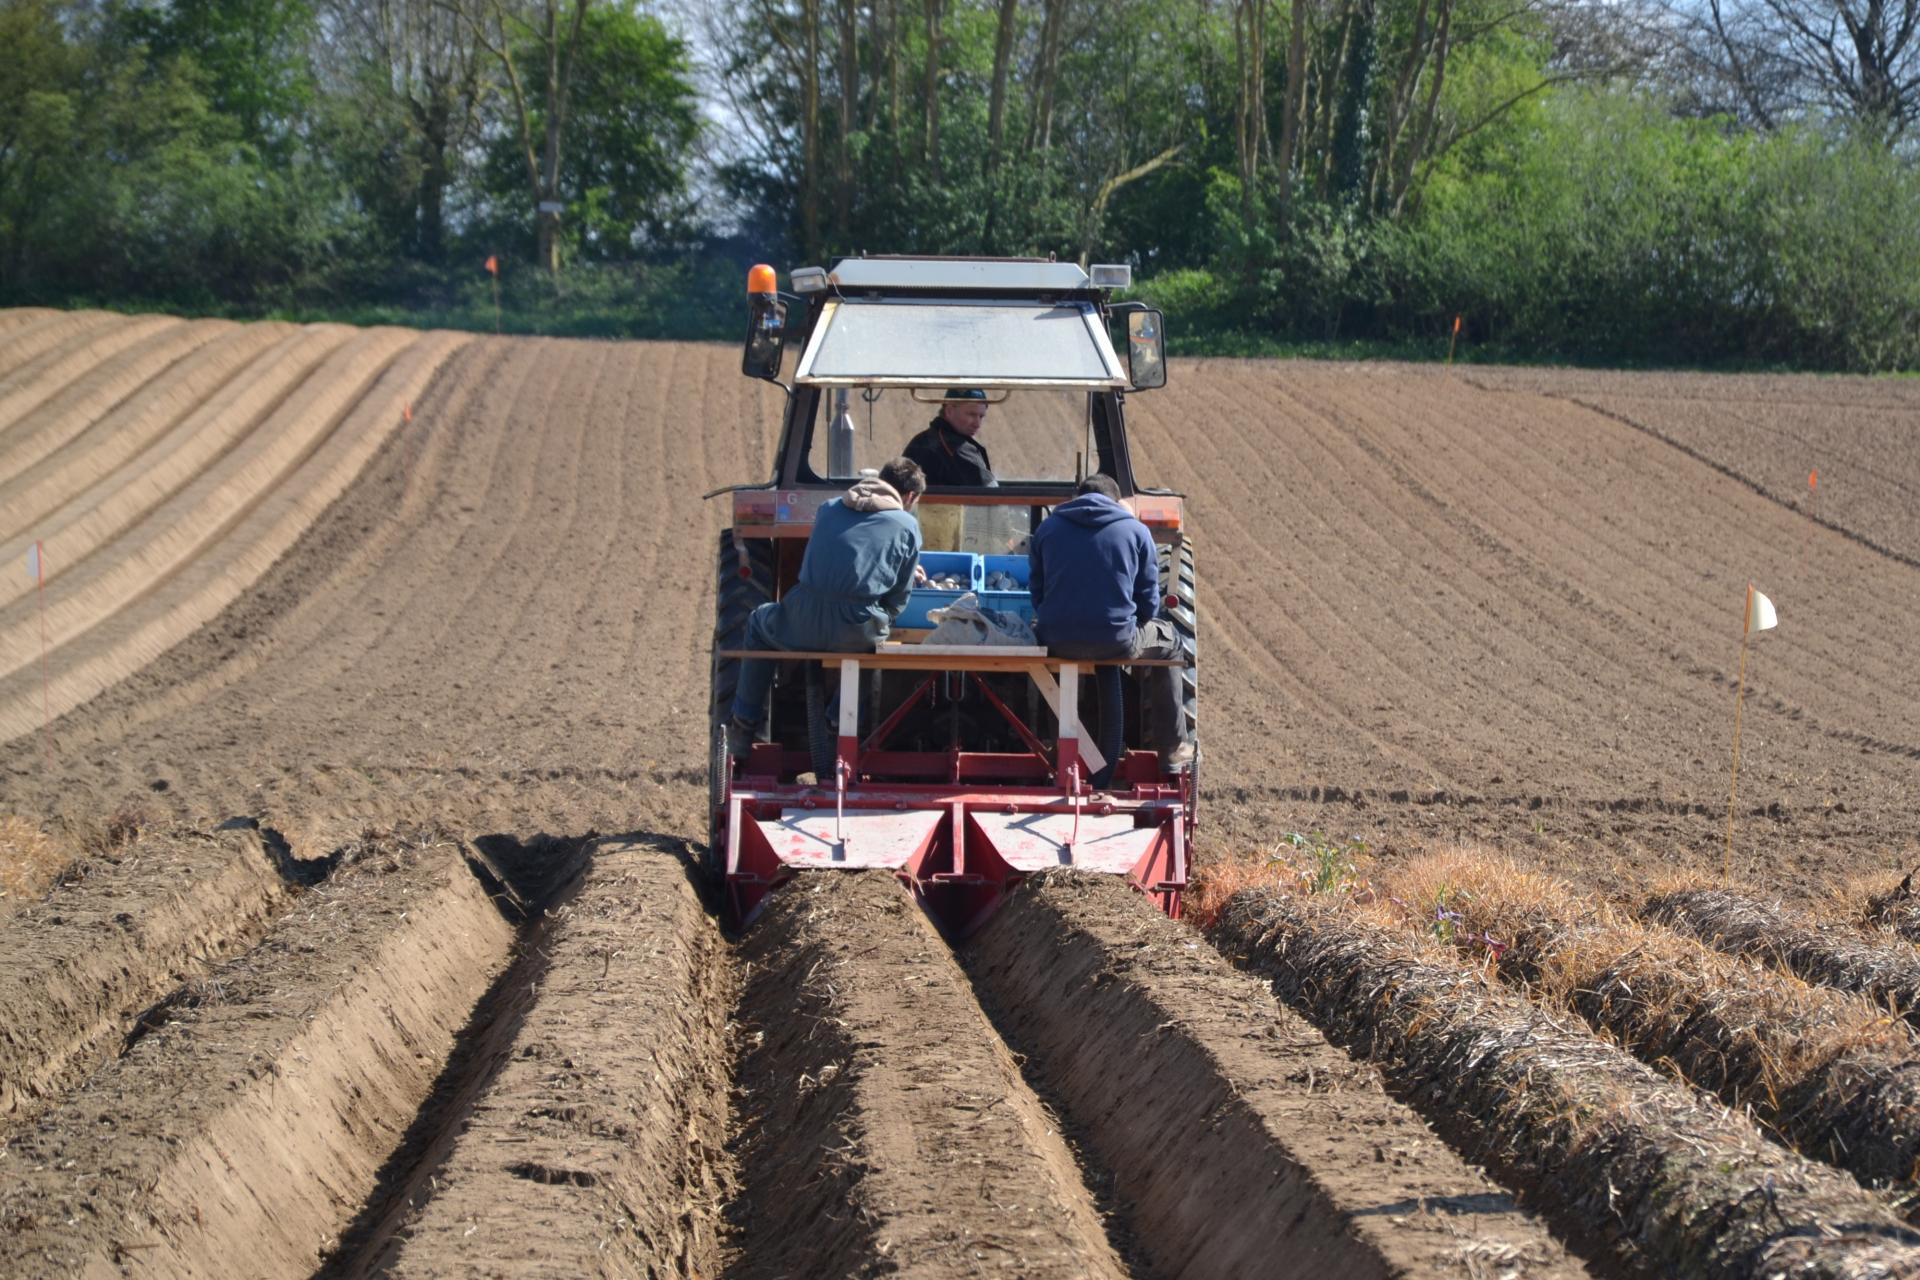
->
[1089, 264, 1132, 289]
[791, 266, 830, 293]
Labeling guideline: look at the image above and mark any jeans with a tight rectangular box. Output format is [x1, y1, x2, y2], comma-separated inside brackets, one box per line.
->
[730, 597, 884, 728]
[1048, 618, 1192, 762]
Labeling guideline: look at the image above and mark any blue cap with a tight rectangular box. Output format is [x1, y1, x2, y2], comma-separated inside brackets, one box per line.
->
[943, 388, 987, 401]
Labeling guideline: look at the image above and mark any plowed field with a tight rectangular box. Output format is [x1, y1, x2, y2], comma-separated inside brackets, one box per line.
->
[4, 308, 1919, 1277]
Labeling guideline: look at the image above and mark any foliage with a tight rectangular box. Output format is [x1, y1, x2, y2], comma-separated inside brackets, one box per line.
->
[0, 0, 1915, 372]
[1384, 92, 1920, 370]
[475, 4, 701, 263]
[1279, 830, 1368, 896]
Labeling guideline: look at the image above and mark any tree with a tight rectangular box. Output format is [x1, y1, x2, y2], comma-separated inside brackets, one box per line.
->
[456, 0, 593, 271]
[537, 5, 700, 255]
[127, 0, 320, 156]
[1657, 0, 1920, 138]
[318, 0, 491, 259]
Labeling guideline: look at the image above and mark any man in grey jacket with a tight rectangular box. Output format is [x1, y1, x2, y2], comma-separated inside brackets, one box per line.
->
[728, 457, 927, 755]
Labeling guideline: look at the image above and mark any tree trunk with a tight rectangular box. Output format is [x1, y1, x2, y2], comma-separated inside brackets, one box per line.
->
[538, 0, 564, 272]
[1077, 143, 1184, 268]
[1370, 0, 1430, 213]
[922, 0, 944, 177]
[1390, 0, 1450, 215]
[800, 0, 822, 258]
[987, 0, 1020, 163]
[1233, 0, 1267, 241]
[888, 0, 902, 141]
[1278, 0, 1308, 213]
[835, 0, 857, 246]
[1028, 0, 1065, 153]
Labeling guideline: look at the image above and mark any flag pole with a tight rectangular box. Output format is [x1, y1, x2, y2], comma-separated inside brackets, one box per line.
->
[33, 541, 51, 777]
[1724, 585, 1754, 882]
[1446, 314, 1462, 374]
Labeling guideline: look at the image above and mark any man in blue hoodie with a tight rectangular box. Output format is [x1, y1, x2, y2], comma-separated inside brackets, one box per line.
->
[728, 457, 927, 757]
[1029, 474, 1194, 772]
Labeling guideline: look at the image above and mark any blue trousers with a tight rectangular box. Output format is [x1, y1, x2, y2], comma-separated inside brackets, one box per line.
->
[730, 596, 884, 728]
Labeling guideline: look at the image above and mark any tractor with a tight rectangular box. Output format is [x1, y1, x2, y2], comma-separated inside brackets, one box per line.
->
[707, 255, 1195, 935]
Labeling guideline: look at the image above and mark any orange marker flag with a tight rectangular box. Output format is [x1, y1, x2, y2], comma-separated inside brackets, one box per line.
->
[1809, 468, 1817, 490]
[1445, 314, 1463, 372]
[485, 255, 499, 276]
[402, 402, 413, 424]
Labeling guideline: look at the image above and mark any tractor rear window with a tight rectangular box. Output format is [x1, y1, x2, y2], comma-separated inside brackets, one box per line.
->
[794, 299, 1126, 388]
[805, 388, 1088, 485]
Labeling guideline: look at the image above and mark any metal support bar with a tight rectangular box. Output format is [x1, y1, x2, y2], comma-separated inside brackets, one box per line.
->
[966, 673, 1055, 765]
[861, 674, 937, 754]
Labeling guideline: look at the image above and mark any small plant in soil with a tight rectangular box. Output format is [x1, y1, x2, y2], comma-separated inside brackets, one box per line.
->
[1281, 831, 1367, 896]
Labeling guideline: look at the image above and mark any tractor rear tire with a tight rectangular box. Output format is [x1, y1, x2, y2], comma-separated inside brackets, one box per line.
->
[709, 530, 775, 876]
[1156, 536, 1198, 743]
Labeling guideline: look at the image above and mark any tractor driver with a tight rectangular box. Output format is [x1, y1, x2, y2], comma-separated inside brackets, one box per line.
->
[1029, 474, 1195, 774]
[727, 457, 928, 758]
[904, 388, 996, 488]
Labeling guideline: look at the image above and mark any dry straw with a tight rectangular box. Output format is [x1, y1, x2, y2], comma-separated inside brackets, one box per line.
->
[1212, 886, 1920, 1279]
[0, 813, 64, 906]
[1385, 850, 1920, 1203]
[1646, 886, 1920, 1037]
[1867, 874, 1920, 945]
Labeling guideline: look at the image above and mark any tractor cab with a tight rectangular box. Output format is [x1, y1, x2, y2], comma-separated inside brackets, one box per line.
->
[710, 256, 1194, 934]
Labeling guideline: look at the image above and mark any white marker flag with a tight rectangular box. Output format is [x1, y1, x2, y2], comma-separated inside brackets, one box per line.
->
[24, 541, 43, 583]
[1746, 585, 1778, 634]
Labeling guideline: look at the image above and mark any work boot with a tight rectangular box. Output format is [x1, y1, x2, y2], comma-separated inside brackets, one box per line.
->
[1160, 741, 1196, 774]
[726, 716, 758, 763]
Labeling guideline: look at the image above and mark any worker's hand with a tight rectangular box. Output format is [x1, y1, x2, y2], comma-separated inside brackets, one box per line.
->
[912, 564, 930, 586]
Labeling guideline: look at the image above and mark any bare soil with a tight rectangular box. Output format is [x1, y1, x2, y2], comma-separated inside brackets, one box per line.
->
[377, 838, 731, 1279]
[0, 825, 288, 1126]
[2, 316, 1917, 1275]
[965, 871, 1591, 1279]
[0, 835, 515, 1278]
[726, 870, 1131, 1278]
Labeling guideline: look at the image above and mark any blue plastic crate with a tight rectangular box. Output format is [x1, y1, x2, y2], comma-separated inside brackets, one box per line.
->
[979, 553, 1035, 624]
[920, 551, 983, 590]
[898, 551, 982, 629]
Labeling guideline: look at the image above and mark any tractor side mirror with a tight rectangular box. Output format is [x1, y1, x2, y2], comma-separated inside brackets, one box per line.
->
[742, 293, 789, 380]
[1126, 308, 1166, 390]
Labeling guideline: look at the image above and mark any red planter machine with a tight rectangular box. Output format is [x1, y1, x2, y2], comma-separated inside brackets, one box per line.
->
[710, 256, 1194, 937]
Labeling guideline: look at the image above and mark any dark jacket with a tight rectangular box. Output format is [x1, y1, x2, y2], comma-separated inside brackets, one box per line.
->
[903, 417, 995, 487]
[1029, 493, 1159, 651]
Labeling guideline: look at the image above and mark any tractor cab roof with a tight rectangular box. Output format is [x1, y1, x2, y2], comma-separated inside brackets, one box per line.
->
[789, 255, 1134, 392]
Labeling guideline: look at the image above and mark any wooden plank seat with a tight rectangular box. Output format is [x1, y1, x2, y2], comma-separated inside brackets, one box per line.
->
[716, 649, 1184, 670]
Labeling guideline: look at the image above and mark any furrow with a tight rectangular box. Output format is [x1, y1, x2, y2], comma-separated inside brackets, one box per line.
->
[0, 826, 290, 1127]
[0, 837, 517, 1279]
[375, 839, 730, 1279]
[0, 325, 405, 667]
[1212, 889, 1920, 1279]
[964, 872, 1593, 1279]
[0, 311, 128, 383]
[0, 331, 470, 743]
[1647, 887, 1920, 1033]
[722, 871, 1132, 1279]
[0, 323, 353, 611]
[0, 319, 230, 491]
[0, 321, 291, 548]
[0, 315, 177, 434]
